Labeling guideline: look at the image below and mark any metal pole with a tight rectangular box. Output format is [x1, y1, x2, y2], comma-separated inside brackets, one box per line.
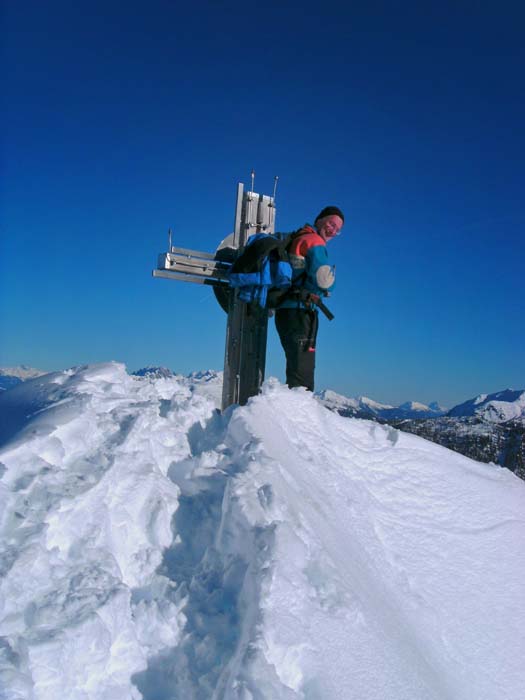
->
[221, 183, 270, 410]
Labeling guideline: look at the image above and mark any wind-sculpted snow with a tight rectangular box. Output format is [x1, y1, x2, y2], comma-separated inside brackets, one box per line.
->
[0, 364, 524, 699]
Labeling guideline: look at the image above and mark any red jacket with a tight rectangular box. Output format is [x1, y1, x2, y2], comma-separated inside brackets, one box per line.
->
[278, 225, 336, 310]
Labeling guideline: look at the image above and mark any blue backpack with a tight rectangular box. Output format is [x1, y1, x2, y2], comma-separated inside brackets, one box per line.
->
[228, 233, 295, 308]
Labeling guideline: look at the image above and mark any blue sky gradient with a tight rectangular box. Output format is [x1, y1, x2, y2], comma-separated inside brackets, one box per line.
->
[1, 0, 524, 406]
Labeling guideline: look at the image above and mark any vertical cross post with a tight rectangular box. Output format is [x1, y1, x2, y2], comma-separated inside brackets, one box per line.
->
[222, 183, 275, 409]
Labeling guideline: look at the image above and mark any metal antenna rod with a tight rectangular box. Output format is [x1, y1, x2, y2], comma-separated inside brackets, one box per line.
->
[168, 228, 172, 252]
[250, 169, 255, 194]
[271, 175, 279, 204]
[267, 175, 279, 234]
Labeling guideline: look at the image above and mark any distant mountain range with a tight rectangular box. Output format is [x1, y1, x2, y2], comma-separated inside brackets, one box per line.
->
[0, 365, 47, 391]
[317, 388, 525, 424]
[316, 390, 448, 420]
[1, 365, 523, 479]
[132, 366, 175, 379]
[131, 367, 222, 386]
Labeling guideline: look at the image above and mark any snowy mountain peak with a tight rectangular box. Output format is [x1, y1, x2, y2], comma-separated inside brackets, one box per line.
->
[186, 369, 222, 382]
[398, 400, 432, 412]
[132, 366, 175, 379]
[315, 391, 400, 417]
[357, 395, 394, 411]
[448, 388, 525, 422]
[315, 389, 359, 410]
[429, 401, 447, 412]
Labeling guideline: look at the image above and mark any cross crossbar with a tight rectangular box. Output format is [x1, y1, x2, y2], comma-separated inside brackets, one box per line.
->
[154, 251, 231, 285]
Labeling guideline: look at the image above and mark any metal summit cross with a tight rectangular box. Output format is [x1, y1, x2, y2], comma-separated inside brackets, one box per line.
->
[153, 176, 279, 411]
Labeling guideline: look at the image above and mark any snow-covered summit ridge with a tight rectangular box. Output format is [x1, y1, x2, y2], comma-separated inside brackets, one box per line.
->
[1, 362, 524, 699]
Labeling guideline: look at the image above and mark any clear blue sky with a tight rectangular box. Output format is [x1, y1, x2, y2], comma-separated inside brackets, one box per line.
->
[1, 0, 524, 407]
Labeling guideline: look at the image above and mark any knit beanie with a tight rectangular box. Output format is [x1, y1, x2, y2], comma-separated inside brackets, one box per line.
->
[315, 206, 344, 224]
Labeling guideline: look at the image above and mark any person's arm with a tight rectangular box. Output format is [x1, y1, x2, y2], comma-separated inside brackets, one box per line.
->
[303, 243, 335, 294]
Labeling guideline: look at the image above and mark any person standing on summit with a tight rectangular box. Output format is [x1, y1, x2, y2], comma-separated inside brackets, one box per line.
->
[275, 206, 344, 392]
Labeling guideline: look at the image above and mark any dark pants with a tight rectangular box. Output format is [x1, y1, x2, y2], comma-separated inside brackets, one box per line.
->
[275, 308, 319, 391]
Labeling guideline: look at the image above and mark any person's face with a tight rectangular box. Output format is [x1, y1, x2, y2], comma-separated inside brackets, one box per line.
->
[316, 215, 344, 242]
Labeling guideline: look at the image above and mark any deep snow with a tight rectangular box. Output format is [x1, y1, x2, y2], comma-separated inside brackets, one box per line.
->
[0, 363, 524, 700]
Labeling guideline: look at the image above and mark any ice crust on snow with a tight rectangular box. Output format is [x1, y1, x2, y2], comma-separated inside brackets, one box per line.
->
[0, 363, 524, 700]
